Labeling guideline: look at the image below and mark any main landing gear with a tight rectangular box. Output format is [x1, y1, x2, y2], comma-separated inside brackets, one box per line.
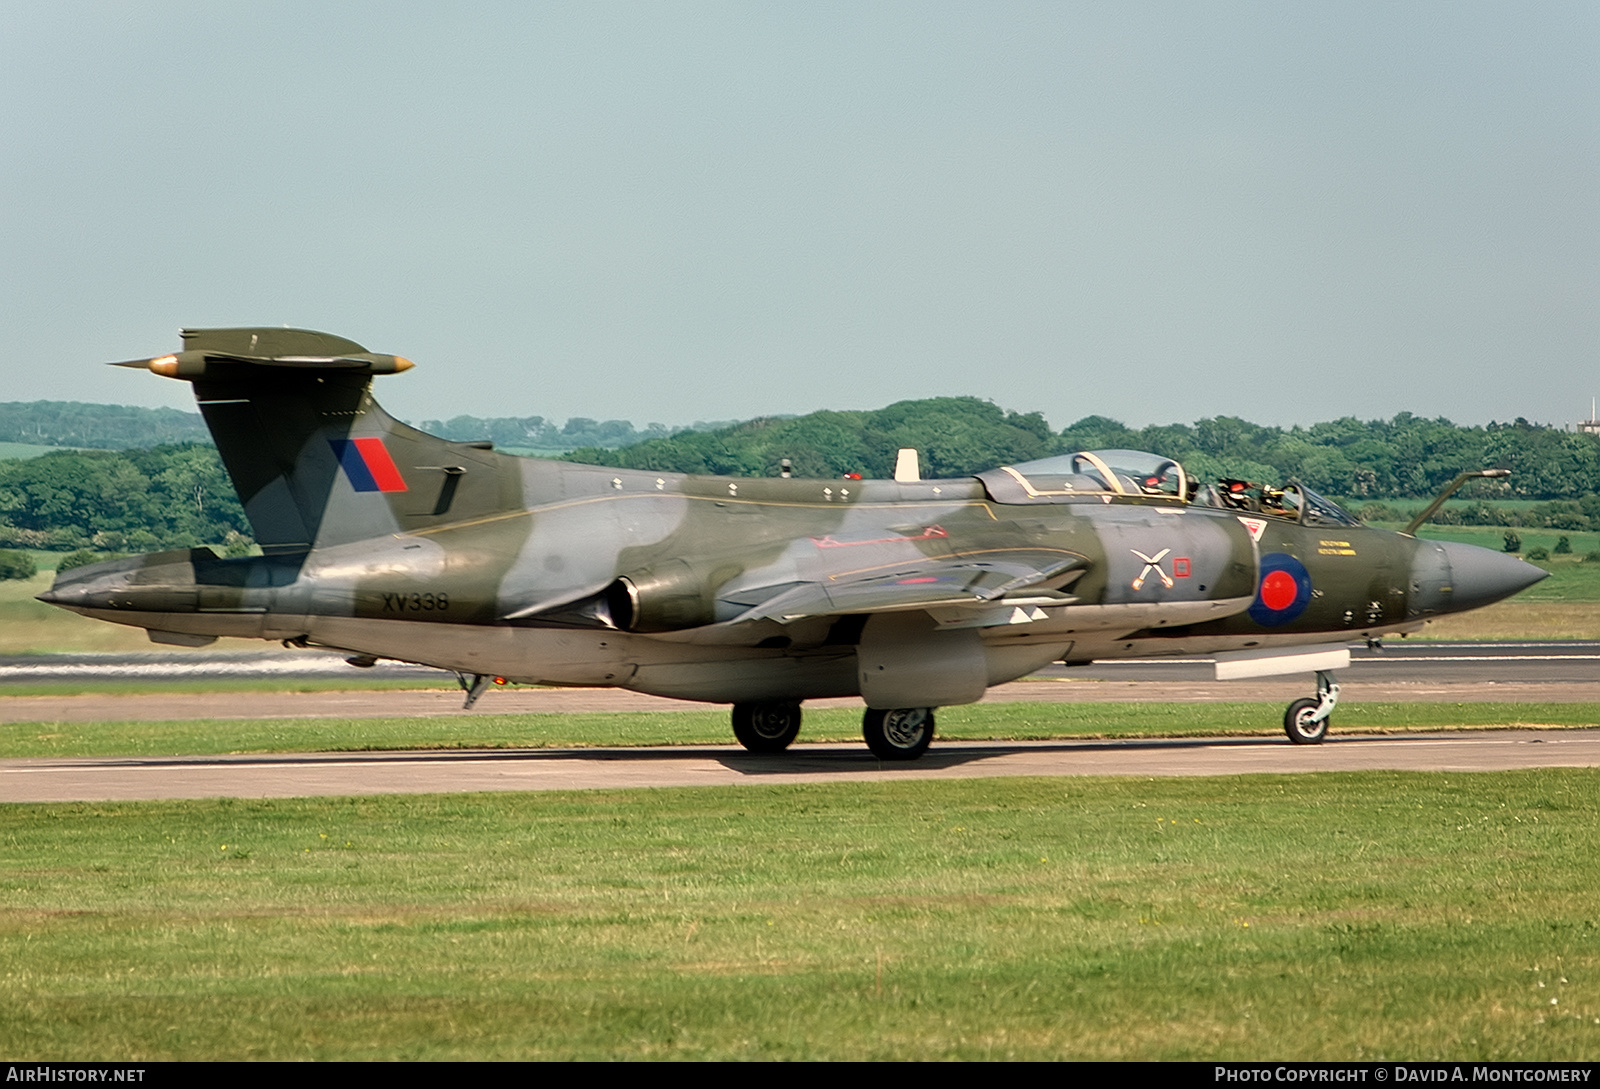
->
[729, 701, 938, 760]
[862, 707, 935, 761]
[731, 701, 803, 753]
[1283, 670, 1340, 745]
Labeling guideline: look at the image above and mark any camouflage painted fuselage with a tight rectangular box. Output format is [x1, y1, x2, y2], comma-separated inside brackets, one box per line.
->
[41, 328, 1547, 709]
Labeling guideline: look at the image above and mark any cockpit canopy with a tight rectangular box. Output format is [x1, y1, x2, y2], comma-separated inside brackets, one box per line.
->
[1193, 475, 1362, 527]
[978, 450, 1186, 501]
[978, 449, 1362, 527]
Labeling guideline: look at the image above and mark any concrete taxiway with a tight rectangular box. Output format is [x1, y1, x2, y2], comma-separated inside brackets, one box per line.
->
[2, 641, 1595, 803]
[4, 641, 1600, 725]
[4, 730, 1599, 803]
[5, 639, 1599, 690]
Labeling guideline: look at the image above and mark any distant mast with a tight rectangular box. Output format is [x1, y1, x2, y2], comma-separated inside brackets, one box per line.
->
[1581, 398, 1600, 436]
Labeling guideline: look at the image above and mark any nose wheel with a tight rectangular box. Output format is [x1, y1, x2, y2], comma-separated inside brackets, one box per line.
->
[1284, 670, 1339, 744]
[731, 701, 803, 752]
[862, 707, 935, 760]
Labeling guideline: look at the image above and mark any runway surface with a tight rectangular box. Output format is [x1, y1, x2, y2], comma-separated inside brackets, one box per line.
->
[3, 641, 1596, 802]
[5, 639, 1599, 689]
[4, 641, 1599, 727]
[5, 730, 1599, 803]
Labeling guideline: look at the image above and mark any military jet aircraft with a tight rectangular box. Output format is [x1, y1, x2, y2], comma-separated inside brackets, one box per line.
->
[39, 328, 1548, 759]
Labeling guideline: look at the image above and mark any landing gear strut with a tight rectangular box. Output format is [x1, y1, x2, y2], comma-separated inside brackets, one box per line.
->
[455, 672, 492, 710]
[732, 701, 803, 753]
[862, 707, 935, 761]
[1283, 670, 1340, 745]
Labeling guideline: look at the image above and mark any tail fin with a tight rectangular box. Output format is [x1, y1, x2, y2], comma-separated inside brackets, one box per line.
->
[117, 327, 523, 554]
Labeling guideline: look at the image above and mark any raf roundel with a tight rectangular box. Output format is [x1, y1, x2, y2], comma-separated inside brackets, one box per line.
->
[1247, 552, 1313, 626]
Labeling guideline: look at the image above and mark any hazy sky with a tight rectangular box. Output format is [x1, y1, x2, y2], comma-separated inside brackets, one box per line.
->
[3, 2, 1596, 432]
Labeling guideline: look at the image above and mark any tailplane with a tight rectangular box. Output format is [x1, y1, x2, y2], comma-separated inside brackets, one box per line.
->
[117, 327, 523, 553]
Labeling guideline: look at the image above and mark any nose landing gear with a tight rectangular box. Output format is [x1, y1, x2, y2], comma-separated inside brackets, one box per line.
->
[1284, 670, 1340, 744]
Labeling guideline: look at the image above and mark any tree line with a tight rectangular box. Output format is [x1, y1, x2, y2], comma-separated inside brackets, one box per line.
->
[0, 401, 737, 455]
[569, 400, 1600, 503]
[0, 401, 209, 449]
[1055, 413, 1599, 502]
[417, 414, 742, 451]
[0, 445, 249, 553]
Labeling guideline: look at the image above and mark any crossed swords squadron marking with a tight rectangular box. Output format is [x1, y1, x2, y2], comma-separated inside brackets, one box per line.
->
[1130, 548, 1174, 591]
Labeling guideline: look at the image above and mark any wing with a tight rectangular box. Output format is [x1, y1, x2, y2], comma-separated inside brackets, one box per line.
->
[728, 547, 1087, 624]
[500, 547, 1089, 645]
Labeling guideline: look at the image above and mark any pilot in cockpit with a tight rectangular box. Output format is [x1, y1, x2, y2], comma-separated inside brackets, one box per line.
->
[1211, 478, 1258, 511]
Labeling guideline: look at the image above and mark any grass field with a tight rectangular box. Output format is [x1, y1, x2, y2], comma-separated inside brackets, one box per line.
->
[4, 772, 1597, 1060]
[6, 701, 1600, 760]
[0, 570, 269, 654]
[1417, 601, 1600, 640]
[4, 514, 1595, 1057]
[0, 442, 66, 460]
[5, 656, 1597, 1059]
[1404, 523, 1600, 559]
[0, 676, 454, 698]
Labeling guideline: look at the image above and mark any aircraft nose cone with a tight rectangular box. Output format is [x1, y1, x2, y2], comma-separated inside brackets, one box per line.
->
[1437, 540, 1548, 612]
[35, 584, 82, 608]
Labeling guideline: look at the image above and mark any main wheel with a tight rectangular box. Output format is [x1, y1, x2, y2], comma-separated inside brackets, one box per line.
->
[862, 707, 935, 761]
[1284, 698, 1329, 745]
[732, 701, 803, 753]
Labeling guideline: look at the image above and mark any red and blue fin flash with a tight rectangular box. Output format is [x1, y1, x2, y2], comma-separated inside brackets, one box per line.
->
[329, 438, 408, 493]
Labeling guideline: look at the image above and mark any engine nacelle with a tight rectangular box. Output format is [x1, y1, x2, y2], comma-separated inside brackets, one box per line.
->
[603, 558, 744, 633]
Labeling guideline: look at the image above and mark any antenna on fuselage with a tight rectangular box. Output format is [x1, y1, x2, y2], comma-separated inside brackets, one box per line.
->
[894, 448, 921, 483]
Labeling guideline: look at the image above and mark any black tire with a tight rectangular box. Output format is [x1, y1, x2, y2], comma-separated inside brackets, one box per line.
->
[1284, 698, 1328, 745]
[732, 701, 802, 753]
[862, 707, 935, 761]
